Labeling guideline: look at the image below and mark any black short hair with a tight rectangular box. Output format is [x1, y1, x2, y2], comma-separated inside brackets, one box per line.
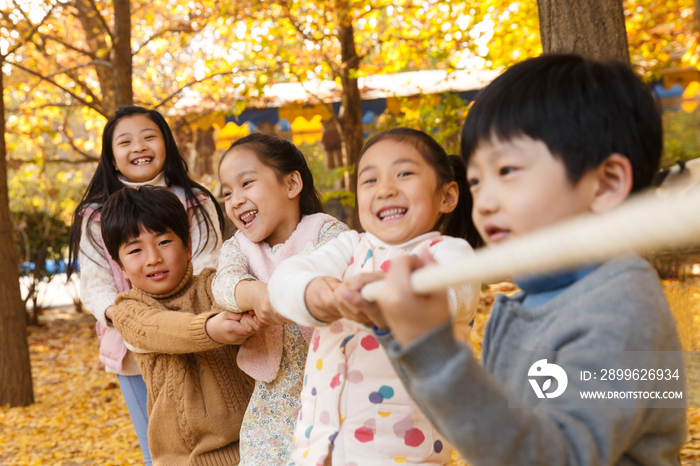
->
[101, 186, 190, 265]
[461, 54, 662, 192]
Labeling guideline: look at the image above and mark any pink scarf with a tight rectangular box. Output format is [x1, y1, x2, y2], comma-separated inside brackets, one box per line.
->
[235, 213, 337, 382]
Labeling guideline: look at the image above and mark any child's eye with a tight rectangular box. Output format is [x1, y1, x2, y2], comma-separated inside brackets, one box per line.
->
[118, 140, 130, 146]
[499, 167, 516, 176]
[361, 178, 376, 185]
[467, 178, 480, 188]
[397, 171, 413, 178]
[127, 248, 141, 255]
[159, 239, 172, 246]
[242, 180, 254, 187]
[223, 191, 231, 199]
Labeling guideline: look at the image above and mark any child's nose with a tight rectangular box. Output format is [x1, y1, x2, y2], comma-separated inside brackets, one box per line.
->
[145, 247, 163, 266]
[473, 183, 499, 215]
[231, 190, 246, 208]
[132, 138, 147, 152]
[375, 181, 398, 199]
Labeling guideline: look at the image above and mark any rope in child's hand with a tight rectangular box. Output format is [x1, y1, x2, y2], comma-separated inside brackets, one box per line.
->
[361, 186, 700, 302]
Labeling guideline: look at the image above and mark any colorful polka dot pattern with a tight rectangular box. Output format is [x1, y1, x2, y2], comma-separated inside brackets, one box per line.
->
[289, 234, 458, 465]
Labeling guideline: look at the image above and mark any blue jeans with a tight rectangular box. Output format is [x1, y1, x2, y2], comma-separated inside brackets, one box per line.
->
[118, 374, 152, 465]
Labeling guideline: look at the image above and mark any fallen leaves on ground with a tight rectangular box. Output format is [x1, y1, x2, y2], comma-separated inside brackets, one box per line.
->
[0, 309, 142, 465]
[1, 281, 698, 465]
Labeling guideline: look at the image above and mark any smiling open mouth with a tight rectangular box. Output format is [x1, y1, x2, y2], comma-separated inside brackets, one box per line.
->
[131, 157, 153, 165]
[378, 207, 407, 221]
[147, 271, 168, 279]
[239, 210, 258, 226]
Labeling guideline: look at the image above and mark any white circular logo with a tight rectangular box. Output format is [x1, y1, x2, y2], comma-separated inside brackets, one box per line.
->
[528, 359, 568, 399]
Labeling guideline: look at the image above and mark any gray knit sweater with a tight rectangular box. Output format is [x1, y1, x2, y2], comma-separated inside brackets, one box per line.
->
[379, 255, 687, 465]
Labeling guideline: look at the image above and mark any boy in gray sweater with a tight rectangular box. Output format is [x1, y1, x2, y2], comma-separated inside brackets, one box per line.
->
[350, 54, 688, 465]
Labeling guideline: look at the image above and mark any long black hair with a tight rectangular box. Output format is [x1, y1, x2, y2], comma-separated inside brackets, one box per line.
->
[356, 128, 483, 248]
[220, 132, 324, 217]
[67, 106, 224, 277]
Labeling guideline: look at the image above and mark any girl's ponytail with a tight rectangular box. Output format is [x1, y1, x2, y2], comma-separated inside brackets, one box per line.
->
[444, 155, 483, 248]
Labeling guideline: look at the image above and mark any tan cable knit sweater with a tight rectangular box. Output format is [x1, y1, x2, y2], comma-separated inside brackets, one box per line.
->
[113, 263, 254, 466]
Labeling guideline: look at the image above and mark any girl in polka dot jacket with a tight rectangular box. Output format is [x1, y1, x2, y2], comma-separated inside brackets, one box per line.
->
[268, 128, 482, 466]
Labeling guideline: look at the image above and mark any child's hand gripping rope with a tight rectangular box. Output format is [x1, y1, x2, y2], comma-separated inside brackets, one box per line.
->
[335, 272, 387, 327]
[245, 281, 294, 326]
[206, 309, 266, 345]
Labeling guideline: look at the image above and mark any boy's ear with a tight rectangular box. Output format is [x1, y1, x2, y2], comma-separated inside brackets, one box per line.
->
[285, 171, 303, 200]
[439, 181, 459, 214]
[117, 262, 130, 281]
[589, 153, 633, 213]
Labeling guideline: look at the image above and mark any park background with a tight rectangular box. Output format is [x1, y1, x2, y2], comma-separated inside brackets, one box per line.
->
[2, 0, 700, 464]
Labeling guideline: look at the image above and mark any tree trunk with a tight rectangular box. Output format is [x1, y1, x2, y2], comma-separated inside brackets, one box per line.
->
[336, 18, 363, 229]
[696, 0, 700, 41]
[74, 0, 114, 114]
[537, 0, 630, 63]
[112, 0, 133, 109]
[0, 67, 34, 407]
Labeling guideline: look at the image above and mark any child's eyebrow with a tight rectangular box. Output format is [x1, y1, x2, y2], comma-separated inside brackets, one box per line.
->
[114, 128, 158, 140]
[392, 158, 420, 166]
[234, 169, 257, 179]
[358, 158, 419, 177]
[358, 165, 376, 177]
[124, 237, 143, 247]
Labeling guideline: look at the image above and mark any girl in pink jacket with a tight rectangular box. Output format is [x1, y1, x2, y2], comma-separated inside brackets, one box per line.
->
[67, 106, 224, 465]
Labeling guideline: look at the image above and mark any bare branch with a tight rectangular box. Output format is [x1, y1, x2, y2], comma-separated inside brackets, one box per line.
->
[44, 155, 99, 164]
[151, 70, 256, 109]
[39, 33, 95, 58]
[11, 0, 31, 24]
[60, 115, 101, 161]
[0, 9, 13, 24]
[277, 0, 333, 44]
[85, 0, 113, 39]
[7, 61, 109, 117]
[63, 69, 104, 109]
[24, 103, 74, 110]
[133, 23, 196, 55]
[4, 0, 58, 57]
[45, 60, 112, 79]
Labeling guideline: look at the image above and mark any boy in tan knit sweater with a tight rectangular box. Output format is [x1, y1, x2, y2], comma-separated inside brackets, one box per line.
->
[103, 186, 259, 466]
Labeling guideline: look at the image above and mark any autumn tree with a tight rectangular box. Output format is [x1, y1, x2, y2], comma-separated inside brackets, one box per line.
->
[0, 1, 57, 408]
[1, 0, 244, 405]
[6, 0, 250, 170]
[230, 1, 490, 225]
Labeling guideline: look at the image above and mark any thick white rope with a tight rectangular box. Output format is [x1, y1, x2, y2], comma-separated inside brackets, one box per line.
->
[361, 186, 700, 302]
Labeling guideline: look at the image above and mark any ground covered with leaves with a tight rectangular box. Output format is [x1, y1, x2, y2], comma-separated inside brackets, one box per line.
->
[1, 284, 699, 465]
